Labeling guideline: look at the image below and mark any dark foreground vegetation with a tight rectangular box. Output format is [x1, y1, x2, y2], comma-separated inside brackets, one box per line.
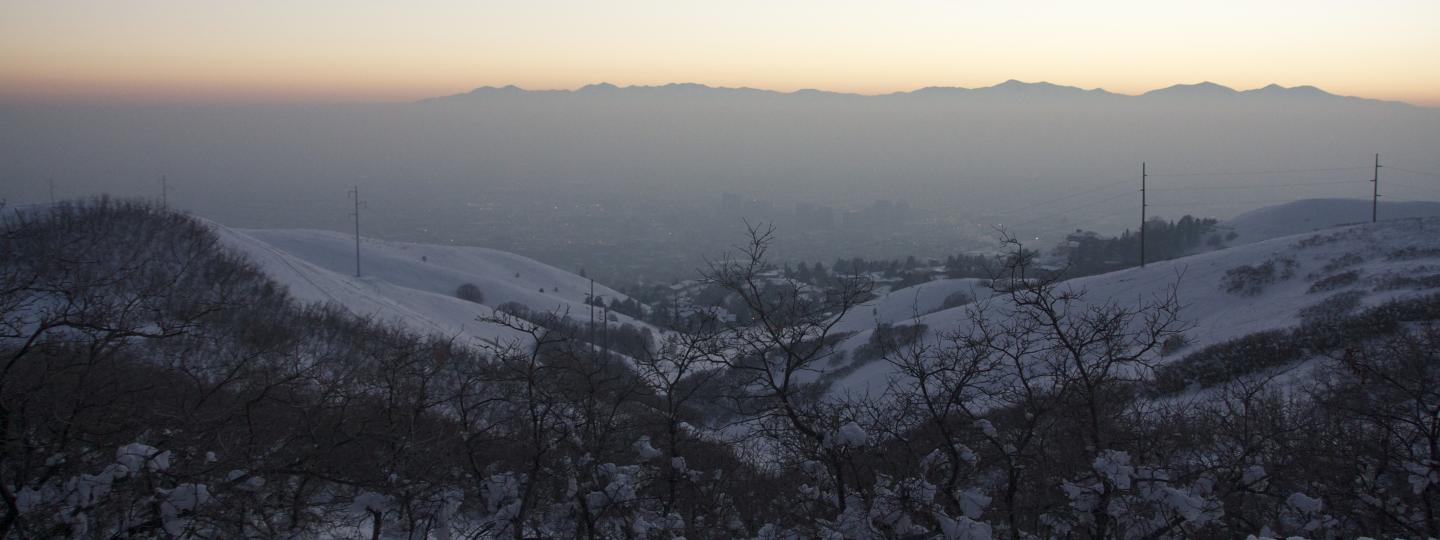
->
[2, 200, 1436, 539]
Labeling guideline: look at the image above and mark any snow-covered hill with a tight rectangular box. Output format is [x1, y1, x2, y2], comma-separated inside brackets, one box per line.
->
[833, 278, 995, 334]
[210, 225, 654, 346]
[823, 214, 1440, 397]
[1219, 198, 1440, 246]
[202, 199, 1440, 393]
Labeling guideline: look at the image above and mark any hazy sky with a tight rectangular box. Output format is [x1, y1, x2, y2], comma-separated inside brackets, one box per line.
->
[2, 0, 1437, 105]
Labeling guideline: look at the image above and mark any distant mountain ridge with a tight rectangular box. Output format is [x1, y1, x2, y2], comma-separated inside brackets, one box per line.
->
[426, 80, 1419, 108]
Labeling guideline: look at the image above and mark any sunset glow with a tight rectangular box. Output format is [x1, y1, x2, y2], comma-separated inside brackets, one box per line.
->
[2, 0, 1437, 105]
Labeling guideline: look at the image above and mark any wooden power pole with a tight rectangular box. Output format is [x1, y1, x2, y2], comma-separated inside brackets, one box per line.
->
[1372, 153, 1380, 223]
[589, 279, 596, 356]
[1140, 162, 1147, 268]
[348, 186, 364, 277]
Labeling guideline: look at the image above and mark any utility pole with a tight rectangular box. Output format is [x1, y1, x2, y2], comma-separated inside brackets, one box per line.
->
[1372, 153, 1380, 223]
[1016, 240, 1025, 280]
[589, 279, 596, 356]
[602, 303, 610, 359]
[1140, 162, 1147, 268]
[348, 186, 364, 277]
[159, 175, 169, 210]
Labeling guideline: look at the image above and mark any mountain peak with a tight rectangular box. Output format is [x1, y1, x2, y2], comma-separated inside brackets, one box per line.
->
[579, 82, 620, 92]
[1144, 81, 1239, 97]
[1245, 83, 1335, 98]
[462, 84, 524, 94]
[988, 79, 1070, 91]
[892, 80, 1100, 98]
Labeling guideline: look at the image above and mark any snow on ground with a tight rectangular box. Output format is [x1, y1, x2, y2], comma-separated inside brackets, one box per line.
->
[209, 224, 656, 347]
[199, 199, 1440, 395]
[823, 213, 1440, 398]
[834, 278, 995, 334]
[1218, 198, 1440, 247]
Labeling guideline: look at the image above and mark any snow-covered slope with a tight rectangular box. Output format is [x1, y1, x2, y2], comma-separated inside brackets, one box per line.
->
[824, 215, 1440, 397]
[210, 225, 653, 346]
[834, 278, 995, 334]
[1219, 198, 1440, 246]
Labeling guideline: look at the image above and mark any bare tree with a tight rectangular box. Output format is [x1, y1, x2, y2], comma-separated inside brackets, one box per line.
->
[629, 308, 730, 530]
[1313, 324, 1440, 537]
[705, 223, 873, 518]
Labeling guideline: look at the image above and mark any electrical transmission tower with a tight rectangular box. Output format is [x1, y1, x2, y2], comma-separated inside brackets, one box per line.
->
[159, 175, 170, 210]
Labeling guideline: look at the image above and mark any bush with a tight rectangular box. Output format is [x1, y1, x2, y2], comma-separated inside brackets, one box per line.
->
[1320, 252, 1364, 274]
[1160, 334, 1190, 356]
[1298, 290, 1364, 326]
[1307, 270, 1359, 293]
[1220, 256, 1296, 296]
[1371, 272, 1440, 291]
[1386, 246, 1440, 261]
[496, 301, 529, 317]
[893, 271, 936, 289]
[455, 282, 485, 303]
[1151, 292, 1440, 395]
[852, 323, 928, 363]
[939, 291, 974, 311]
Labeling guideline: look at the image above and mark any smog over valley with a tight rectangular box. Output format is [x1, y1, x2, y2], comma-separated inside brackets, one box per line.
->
[2, 1, 1439, 538]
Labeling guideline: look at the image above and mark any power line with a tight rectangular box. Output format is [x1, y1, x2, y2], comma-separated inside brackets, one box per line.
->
[1385, 165, 1440, 179]
[1385, 181, 1440, 195]
[997, 156, 1416, 245]
[1147, 198, 1327, 209]
[1147, 166, 1369, 178]
[1148, 179, 1362, 192]
[1384, 195, 1431, 203]
[987, 178, 1131, 216]
[1003, 190, 1135, 229]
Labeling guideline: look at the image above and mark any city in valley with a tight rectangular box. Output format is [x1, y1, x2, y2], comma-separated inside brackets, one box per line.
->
[3, 2, 1439, 538]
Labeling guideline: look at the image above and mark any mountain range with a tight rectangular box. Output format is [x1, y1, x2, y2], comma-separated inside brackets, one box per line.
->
[427, 80, 1416, 108]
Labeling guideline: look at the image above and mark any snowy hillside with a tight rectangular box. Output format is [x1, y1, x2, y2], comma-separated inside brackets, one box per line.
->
[833, 278, 995, 334]
[210, 224, 655, 346]
[824, 215, 1440, 396]
[1219, 198, 1440, 246]
[12, 199, 1440, 539]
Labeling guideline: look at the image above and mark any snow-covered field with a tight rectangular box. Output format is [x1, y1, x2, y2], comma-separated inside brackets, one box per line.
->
[209, 224, 657, 347]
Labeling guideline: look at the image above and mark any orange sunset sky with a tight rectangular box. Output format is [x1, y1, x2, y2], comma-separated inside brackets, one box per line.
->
[2, 0, 1437, 105]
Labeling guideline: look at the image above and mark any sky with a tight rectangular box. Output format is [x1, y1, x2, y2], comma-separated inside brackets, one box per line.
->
[2, 0, 1438, 105]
